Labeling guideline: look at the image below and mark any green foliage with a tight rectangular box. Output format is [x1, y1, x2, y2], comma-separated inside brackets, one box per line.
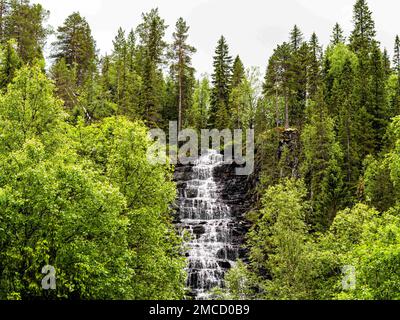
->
[1, 0, 400, 302]
[246, 179, 311, 299]
[0, 139, 131, 299]
[73, 117, 186, 299]
[107, 28, 142, 119]
[1, 0, 50, 63]
[0, 64, 65, 153]
[229, 67, 261, 130]
[185, 76, 210, 129]
[302, 97, 344, 231]
[0, 39, 20, 90]
[0, 64, 185, 300]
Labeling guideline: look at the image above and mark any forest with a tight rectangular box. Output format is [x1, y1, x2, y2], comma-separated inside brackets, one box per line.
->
[0, 0, 399, 300]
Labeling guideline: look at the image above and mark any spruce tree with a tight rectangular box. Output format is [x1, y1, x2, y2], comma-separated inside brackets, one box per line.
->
[308, 33, 322, 100]
[112, 28, 128, 112]
[394, 36, 400, 74]
[289, 41, 309, 128]
[349, 0, 376, 52]
[382, 48, 392, 79]
[369, 42, 388, 152]
[210, 35, 232, 129]
[136, 8, 168, 124]
[290, 25, 303, 51]
[302, 91, 344, 230]
[330, 23, 345, 46]
[393, 35, 400, 115]
[231, 55, 245, 88]
[263, 43, 292, 128]
[331, 56, 362, 203]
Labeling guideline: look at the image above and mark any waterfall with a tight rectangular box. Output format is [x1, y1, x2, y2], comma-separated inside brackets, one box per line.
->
[177, 150, 240, 299]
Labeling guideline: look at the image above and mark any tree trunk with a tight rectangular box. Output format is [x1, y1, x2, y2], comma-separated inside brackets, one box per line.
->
[284, 92, 289, 129]
[178, 48, 183, 132]
[275, 88, 279, 127]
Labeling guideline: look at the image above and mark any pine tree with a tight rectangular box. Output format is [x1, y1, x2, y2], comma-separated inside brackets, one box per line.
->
[169, 17, 196, 131]
[210, 36, 232, 129]
[51, 12, 97, 86]
[330, 23, 345, 46]
[4, 0, 49, 63]
[136, 8, 168, 124]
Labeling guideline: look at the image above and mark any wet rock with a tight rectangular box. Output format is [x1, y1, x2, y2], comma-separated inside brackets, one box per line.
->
[217, 260, 231, 269]
[192, 225, 206, 235]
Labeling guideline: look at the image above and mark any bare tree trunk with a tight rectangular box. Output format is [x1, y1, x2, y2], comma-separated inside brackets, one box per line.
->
[179, 70, 182, 131]
[346, 119, 351, 183]
[284, 92, 289, 129]
[275, 88, 279, 127]
[178, 48, 183, 132]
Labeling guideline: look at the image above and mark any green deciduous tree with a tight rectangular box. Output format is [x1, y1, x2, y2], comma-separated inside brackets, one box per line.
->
[247, 179, 311, 299]
[186, 76, 210, 129]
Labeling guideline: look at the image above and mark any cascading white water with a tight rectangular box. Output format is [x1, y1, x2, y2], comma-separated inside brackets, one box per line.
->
[178, 150, 239, 299]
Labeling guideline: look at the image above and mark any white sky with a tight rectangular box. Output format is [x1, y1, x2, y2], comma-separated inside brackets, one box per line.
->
[32, 0, 400, 76]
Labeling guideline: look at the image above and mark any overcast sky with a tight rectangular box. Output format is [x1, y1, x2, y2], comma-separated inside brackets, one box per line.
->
[32, 0, 400, 76]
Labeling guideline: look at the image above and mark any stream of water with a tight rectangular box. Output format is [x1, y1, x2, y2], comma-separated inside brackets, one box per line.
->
[178, 150, 239, 299]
